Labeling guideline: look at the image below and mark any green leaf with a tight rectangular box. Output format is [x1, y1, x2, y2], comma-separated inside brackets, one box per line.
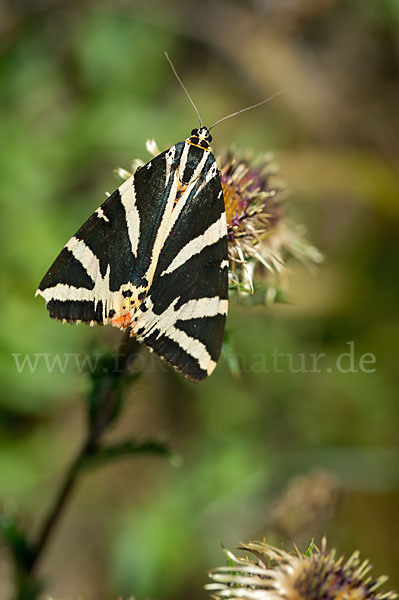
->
[0, 514, 35, 570]
[80, 439, 177, 470]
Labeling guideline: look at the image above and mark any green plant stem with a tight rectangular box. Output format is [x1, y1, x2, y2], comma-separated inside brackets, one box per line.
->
[27, 439, 90, 574]
[26, 334, 140, 578]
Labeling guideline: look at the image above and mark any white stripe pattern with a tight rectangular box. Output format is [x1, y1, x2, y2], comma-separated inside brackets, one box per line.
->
[162, 149, 210, 242]
[38, 237, 111, 320]
[175, 297, 228, 320]
[164, 145, 177, 185]
[38, 283, 95, 304]
[119, 176, 140, 257]
[134, 295, 227, 373]
[160, 213, 227, 277]
[167, 328, 212, 373]
[66, 237, 101, 283]
[96, 207, 109, 222]
[193, 160, 219, 198]
[143, 143, 210, 286]
[37, 135, 227, 379]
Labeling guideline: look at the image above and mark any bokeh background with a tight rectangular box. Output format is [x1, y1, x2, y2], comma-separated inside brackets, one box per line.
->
[0, 0, 398, 598]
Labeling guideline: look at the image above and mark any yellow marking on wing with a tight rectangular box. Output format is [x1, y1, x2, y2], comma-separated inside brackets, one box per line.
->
[186, 141, 211, 151]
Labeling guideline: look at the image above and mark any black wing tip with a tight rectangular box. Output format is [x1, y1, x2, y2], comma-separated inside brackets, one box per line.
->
[154, 351, 209, 383]
[138, 334, 211, 383]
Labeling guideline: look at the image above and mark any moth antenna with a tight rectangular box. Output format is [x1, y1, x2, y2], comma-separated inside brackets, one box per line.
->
[208, 88, 286, 131]
[164, 51, 203, 127]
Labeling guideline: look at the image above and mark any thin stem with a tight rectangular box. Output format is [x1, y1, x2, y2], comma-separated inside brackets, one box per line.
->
[27, 443, 89, 572]
[25, 333, 140, 577]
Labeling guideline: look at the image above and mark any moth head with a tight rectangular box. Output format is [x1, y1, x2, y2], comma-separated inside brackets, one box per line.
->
[189, 126, 212, 148]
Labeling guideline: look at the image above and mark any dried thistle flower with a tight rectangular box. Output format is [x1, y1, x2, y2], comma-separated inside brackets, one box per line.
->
[206, 539, 398, 600]
[118, 140, 322, 302]
[267, 470, 339, 538]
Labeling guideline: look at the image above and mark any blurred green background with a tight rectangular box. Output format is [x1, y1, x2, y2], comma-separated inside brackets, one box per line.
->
[0, 0, 398, 598]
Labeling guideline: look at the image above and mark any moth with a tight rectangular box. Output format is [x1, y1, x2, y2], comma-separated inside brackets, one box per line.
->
[36, 125, 227, 381]
[36, 54, 282, 381]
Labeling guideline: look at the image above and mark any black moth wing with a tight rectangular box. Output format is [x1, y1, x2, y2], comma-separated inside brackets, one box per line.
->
[36, 145, 181, 325]
[36, 140, 228, 380]
[132, 143, 228, 381]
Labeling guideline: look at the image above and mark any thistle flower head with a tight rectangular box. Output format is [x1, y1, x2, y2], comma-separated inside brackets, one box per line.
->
[218, 148, 322, 297]
[118, 140, 322, 301]
[221, 150, 283, 271]
[206, 539, 397, 600]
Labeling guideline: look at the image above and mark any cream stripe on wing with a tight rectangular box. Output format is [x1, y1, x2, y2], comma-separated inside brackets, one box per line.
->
[133, 295, 226, 374]
[160, 212, 227, 277]
[37, 283, 95, 303]
[143, 145, 211, 287]
[175, 297, 228, 320]
[96, 207, 109, 222]
[165, 326, 212, 371]
[192, 159, 219, 200]
[66, 237, 101, 283]
[119, 176, 140, 257]
[142, 143, 190, 286]
[161, 148, 209, 243]
[135, 296, 227, 337]
[164, 145, 177, 186]
[37, 255, 113, 322]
